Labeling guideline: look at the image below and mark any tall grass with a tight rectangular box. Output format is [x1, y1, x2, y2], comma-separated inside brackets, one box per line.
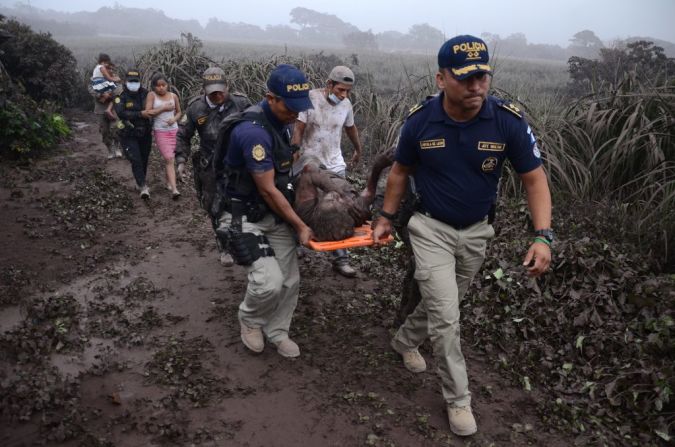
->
[534, 79, 675, 267]
[134, 33, 216, 103]
[64, 36, 673, 267]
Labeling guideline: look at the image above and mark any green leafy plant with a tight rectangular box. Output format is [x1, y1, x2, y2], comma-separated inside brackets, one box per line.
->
[0, 96, 70, 157]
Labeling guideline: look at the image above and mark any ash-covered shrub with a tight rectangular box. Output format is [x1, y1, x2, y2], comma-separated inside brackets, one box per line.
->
[0, 18, 80, 106]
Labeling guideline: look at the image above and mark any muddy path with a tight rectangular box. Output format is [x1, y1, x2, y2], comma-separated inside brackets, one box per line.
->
[0, 110, 575, 446]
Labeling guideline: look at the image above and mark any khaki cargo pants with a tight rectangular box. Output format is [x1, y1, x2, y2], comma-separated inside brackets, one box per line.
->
[98, 113, 117, 156]
[218, 212, 300, 344]
[391, 212, 494, 407]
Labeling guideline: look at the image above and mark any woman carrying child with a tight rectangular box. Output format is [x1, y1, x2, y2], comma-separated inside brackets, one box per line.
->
[145, 73, 182, 199]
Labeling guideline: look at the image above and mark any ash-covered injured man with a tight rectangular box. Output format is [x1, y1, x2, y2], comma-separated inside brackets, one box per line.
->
[291, 152, 392, 241]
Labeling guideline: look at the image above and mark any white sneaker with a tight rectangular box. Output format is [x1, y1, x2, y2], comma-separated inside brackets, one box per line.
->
[333, 263, 357, 278]
[140, 185, 150, 199]
[219, 252, 234, 266]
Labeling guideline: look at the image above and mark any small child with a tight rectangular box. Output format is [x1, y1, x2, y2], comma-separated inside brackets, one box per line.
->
[91, 53, 121, 104]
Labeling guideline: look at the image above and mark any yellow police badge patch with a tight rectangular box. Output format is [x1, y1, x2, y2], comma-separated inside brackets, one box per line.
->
[481, 157, 498, 173]
[251, 144, 266, 162]
[196, 115, 207, 125]
[114, 97, 120, 104]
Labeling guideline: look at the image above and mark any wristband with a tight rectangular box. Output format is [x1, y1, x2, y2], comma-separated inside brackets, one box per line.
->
[379, 210, 397, 221]
[534, 236, 551, 246]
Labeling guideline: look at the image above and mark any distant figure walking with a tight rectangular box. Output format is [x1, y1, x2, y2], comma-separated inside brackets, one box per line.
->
[145, 73, 182, 199]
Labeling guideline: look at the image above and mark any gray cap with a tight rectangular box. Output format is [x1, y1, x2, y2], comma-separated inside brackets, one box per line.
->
[328, 65, 355, 85]
[203, 67, 227, 94]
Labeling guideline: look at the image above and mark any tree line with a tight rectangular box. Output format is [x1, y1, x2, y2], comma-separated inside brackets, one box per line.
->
[2, 4, 674, 61]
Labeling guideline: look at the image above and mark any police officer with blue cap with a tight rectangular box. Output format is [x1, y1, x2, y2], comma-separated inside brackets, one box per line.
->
[373, 35, 553, 436]
[214, 64, 314, 359]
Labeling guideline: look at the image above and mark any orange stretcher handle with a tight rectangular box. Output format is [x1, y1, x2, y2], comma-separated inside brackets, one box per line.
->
[307, 222, 394, 251]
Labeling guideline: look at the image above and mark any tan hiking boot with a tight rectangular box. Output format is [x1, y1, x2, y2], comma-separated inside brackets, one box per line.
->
[275, 338, 300, 358]
[391, 340, 426, 373]
[240, 323, 264, 353]
[447, 405, 477, 436]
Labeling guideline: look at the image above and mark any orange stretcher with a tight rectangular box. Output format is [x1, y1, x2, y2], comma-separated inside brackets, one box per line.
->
[308, 222, 394, 251]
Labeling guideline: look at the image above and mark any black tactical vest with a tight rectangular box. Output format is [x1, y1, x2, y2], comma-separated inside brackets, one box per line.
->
[212, 105, 294, 216]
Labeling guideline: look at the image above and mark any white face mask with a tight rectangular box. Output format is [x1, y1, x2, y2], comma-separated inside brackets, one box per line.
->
[126, 81, 141, 92]
[327, 92, 343, 105]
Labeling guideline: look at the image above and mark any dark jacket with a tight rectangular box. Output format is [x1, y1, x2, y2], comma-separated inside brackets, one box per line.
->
[212, 104, 295, 221]
[113, 87, 151, 138]
[175, 93, 251, 164]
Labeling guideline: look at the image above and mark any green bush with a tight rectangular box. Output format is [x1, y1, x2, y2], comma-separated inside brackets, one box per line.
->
[0, 19, 80, 106]
[0, 95, 70, 157]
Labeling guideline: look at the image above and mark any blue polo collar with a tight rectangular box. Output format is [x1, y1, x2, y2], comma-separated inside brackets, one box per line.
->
[429, 92, 494, 125]
[260, 100, 285, 132]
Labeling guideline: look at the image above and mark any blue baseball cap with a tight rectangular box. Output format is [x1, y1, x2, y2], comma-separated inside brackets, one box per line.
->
[438, 35, 492, 80]
[267, 64, 313, 112]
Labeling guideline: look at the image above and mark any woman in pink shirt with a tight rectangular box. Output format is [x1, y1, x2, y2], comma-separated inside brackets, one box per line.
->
[145, 73, 182, 199]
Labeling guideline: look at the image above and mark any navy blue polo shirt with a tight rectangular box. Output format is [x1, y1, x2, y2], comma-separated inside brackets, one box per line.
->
[396, 94, 542, 227]
[224, 100, 291, 201]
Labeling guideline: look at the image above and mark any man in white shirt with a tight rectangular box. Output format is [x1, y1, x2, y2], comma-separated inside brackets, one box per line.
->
[292, 66, 363, 277]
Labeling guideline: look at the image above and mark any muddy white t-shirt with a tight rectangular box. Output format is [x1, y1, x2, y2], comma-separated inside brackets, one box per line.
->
[297, 88, 354, 173]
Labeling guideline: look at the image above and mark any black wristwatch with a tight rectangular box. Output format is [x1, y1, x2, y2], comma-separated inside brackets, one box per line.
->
[380, 210, 397, 221]
[534, 228, 555, 244]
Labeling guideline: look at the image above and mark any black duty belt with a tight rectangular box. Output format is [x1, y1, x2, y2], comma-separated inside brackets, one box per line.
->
[416, 203, 484, 230]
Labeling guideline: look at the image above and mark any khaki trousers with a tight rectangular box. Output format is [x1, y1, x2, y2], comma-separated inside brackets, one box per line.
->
[97, 113, 116, 155]
[218, 212, 300, 344]
[392, 212, 494, 407]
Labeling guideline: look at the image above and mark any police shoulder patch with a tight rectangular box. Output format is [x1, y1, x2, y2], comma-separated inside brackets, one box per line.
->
[407, 101, 427, 118]
[251, 144, 266, 162]
[407, 102, 425, 117]
[407, 94, 438, 119]
[498, 101, 523, 119]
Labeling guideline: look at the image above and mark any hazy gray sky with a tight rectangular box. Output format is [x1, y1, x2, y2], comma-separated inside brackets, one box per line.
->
[5, 0, 674, 46]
